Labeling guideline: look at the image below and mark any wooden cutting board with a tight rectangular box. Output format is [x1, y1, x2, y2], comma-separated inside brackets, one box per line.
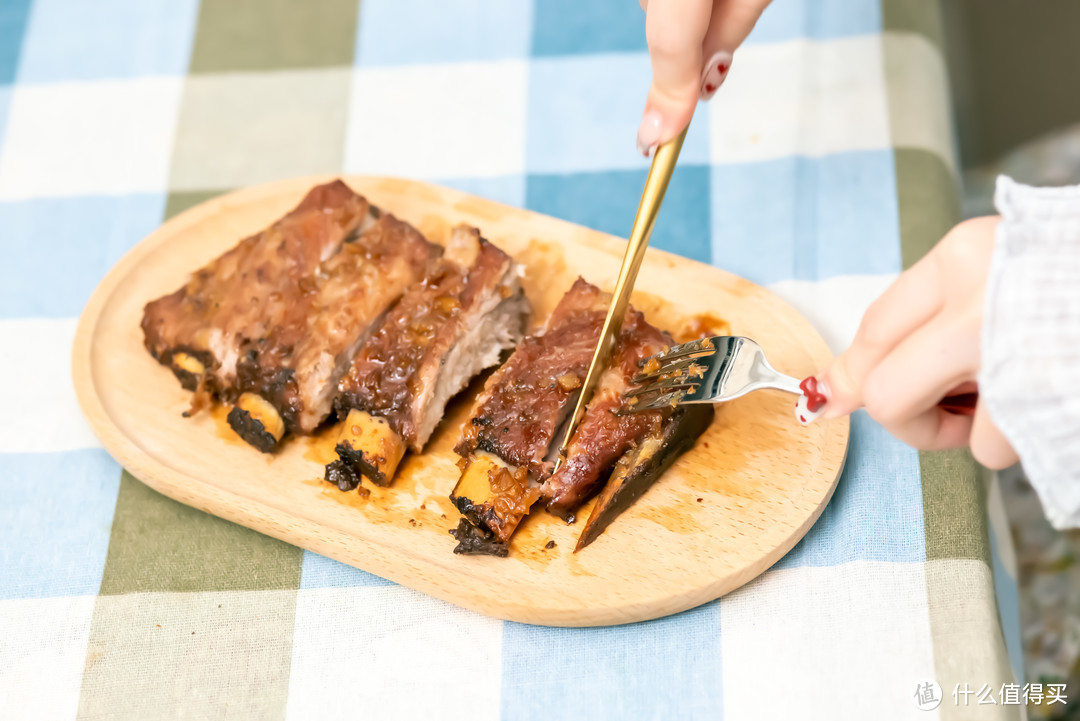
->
[72, 175, 848, 627]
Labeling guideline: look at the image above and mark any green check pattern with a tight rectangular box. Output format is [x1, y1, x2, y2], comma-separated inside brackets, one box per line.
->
[0, 0, 1024, 718]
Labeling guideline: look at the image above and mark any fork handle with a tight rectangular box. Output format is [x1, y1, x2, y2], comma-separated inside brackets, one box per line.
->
[750, 351, 804, 397]
[767, 373, 804, 396]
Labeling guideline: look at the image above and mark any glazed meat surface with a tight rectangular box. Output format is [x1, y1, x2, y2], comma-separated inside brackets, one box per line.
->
[142, 180, 374, 398]
[234, 212, 440, 434]
[540, 308, 674, 518]
[453, 277, 608, 478]
[335, 226, 527, 451]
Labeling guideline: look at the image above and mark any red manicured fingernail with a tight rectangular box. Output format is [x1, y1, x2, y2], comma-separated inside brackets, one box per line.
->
[796, 376, 829, 426]
[700, 51, 733, 101]
[800, 377, 828, 412]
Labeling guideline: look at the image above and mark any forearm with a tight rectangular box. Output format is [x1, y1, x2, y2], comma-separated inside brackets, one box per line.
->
[980, 176, 1080, 529]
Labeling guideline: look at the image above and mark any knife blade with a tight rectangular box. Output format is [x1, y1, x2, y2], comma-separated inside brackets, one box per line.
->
[552, 126, 689, 473]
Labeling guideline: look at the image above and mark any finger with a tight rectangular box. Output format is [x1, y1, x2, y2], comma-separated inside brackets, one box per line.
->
[638, 0, 712, 154]
[881, 406, 975, 451]
[860, 315, 980, 430]
[700, 0, 769, 60]
[970, 401, 1020, 469]
[937, 380, 979, 417]
[698, 0, 771, 99]
[817, 256, 946, 416]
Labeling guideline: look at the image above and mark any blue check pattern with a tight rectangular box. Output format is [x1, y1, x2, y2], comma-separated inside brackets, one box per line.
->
[0, 1, 1025, 718]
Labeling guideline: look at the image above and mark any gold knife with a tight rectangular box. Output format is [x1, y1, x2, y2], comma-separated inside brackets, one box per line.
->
[553, 126, 689, 472]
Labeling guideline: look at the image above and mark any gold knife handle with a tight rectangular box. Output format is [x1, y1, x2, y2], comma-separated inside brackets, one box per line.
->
[554, 127, 689, 472]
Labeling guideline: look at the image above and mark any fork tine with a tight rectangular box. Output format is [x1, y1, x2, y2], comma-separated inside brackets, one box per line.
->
[623, 376, 699, 400]
[617, 389, 688, 415]
[644, 338, 717, 366]
[631, 358, 707, 384]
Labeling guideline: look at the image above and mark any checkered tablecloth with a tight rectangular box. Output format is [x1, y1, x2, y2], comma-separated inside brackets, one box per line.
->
[0, 1, 1026, 719]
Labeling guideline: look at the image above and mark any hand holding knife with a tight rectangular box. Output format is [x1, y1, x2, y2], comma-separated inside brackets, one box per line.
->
[553, 127, 690, 472]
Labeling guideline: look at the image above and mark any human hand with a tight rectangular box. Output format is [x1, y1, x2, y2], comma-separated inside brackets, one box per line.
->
[803, 217, 1020, 469]
[637, 0, 772, 155]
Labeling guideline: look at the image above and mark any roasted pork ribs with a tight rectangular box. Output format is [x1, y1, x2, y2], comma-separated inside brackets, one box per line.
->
[142, 180, 710, 553]
[449, 278, 608, 549]
[449, 278, 713, 555]
[142, 180, 439, 451]
[325, 225, 529, 489]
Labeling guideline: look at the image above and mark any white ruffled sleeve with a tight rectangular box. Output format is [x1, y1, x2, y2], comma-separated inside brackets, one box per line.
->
[980, 176, 1080, 529]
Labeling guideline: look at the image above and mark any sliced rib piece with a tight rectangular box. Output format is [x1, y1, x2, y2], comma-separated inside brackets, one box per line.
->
[325, 225, 529, 489]
[141, 179, 441, 452]
[574, 404, 714, 551]
[143, 180, 375, 404]
[450, 278, 608, 546]
[227, 212, 440, 449]
[540, 308, 675, 519]
[449, 280, 716, 556]
[454, 278, 607, 475]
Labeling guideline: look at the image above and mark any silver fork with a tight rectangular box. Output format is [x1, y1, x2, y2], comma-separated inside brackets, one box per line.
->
[621, 336, 802, 413]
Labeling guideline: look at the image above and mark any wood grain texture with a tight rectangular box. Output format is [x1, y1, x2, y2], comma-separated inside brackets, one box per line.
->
[72, 175, 849, 627]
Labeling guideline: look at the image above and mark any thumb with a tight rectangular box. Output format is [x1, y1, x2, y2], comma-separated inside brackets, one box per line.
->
[797, 352, 863, 426]
[638, 81, 700, 157]
[637, 0, 711, 155]
[819, 351, 865, 418]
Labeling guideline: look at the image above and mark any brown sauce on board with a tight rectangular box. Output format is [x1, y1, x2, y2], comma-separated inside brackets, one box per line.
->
[302, 471, 466, 536]
[629, 291, 732, 344]
[507, 505, 584, 567]
[518, 239, 569, 325]
[421, 494, 461, 520]
[640, 496, 708, 535]
[302, 477, 374, 509]
[675, 313, 731, 344]
[302, 421, 345, 465]
[210, 404, 242, 444]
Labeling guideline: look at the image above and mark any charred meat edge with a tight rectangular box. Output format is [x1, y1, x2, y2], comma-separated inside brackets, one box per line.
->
[449, 518, 509, 557]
